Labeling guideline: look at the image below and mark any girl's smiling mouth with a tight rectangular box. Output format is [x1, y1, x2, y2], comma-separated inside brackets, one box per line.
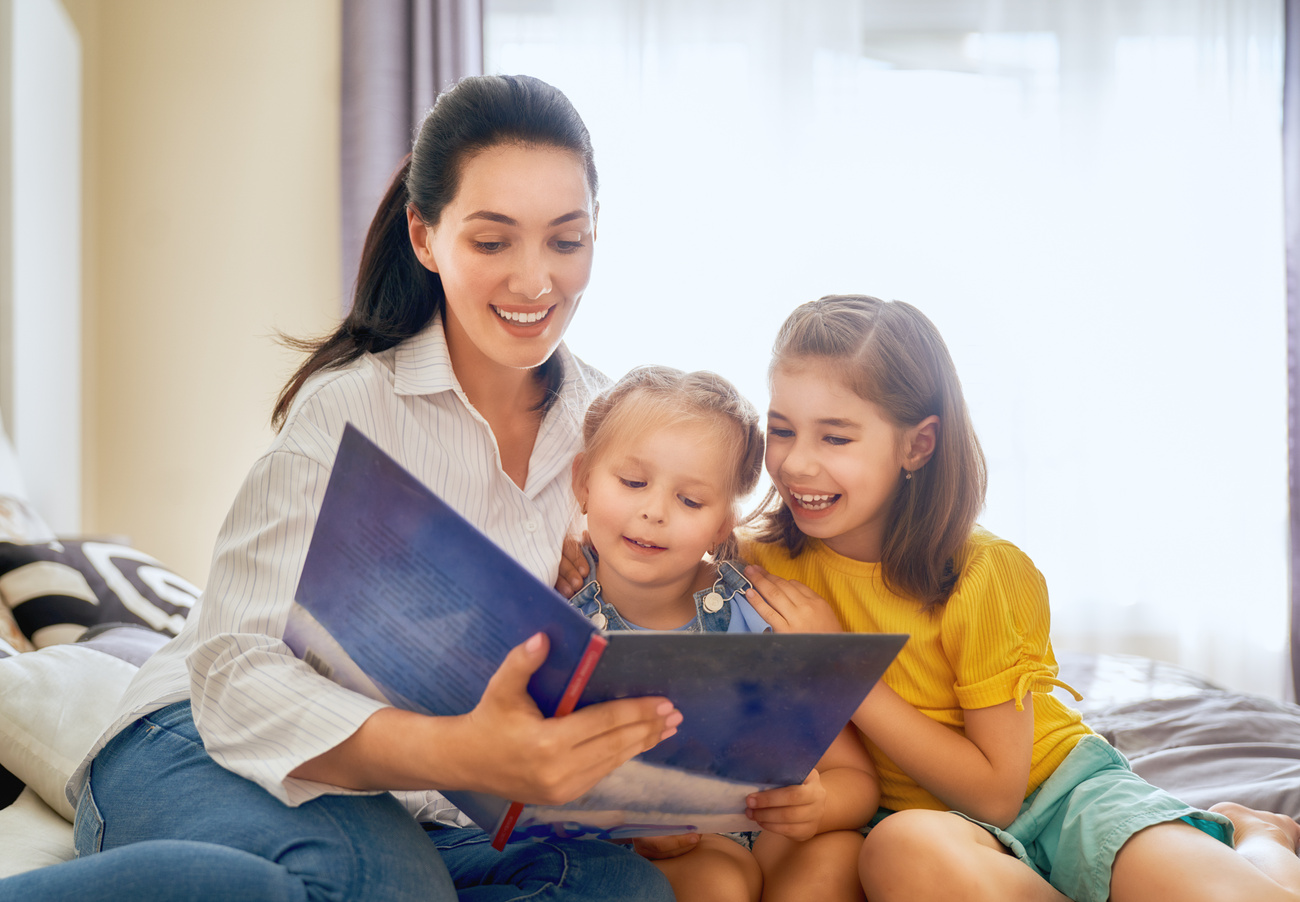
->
[790, 491, 841, 512]
[622, 535, 666, 552]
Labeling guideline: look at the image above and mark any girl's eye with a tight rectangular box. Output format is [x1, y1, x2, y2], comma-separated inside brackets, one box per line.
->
[679, 495, 703, 510]
[823, 435, 851, 446]
[618, 478, 646, 489]
[768, 427, 794, 439]
[473, 240, 506, 254]
[554, 239, 585, 254]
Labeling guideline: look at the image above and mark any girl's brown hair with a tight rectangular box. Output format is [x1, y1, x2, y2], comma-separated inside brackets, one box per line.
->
[575, 365, 764, 564]
[750, 295, 986, 610]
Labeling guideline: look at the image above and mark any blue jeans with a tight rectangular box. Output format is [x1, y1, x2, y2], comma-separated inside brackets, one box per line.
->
[0, 701, 674, 902]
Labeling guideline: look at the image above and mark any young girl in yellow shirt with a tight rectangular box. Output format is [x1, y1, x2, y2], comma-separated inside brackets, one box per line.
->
[742, 294, 1300, 902]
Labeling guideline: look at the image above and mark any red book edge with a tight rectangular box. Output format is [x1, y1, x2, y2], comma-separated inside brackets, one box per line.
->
[491, 630, 611, 850]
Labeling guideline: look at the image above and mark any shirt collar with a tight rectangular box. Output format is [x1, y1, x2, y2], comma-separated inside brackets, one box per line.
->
[392, 313, 583, 400]
[393, 315, 459, 397]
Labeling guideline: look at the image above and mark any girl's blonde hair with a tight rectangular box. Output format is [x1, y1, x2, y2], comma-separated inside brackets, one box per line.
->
[750, 295, 987, 610]
[575, 365, 764, 564]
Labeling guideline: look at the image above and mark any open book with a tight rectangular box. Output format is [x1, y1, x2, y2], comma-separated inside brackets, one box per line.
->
[285, 424, 907, 849]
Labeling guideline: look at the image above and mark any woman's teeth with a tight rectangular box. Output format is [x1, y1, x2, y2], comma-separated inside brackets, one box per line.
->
[792, 492, 838, 511]
[494, 306, 549, 324]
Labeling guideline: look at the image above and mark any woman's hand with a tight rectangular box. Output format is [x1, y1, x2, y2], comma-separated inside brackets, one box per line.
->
[743, 565, 843, 633]
[632, 833, 701, 860]
[554, 532, 591, 597]
[291, 633, 681, 805]
[455, 632, 681, 804]
[745, 768, 827, 842]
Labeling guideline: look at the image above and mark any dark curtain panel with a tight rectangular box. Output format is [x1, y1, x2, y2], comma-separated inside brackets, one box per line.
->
[340, 0, 484, 309]
[1288, 0, 1300, 699]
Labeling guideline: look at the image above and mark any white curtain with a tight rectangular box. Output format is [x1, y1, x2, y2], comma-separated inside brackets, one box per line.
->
[486, 0, 1287, 698]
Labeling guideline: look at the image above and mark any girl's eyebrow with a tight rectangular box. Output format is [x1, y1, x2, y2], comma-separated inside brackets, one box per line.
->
[768, 409, 858, 429]
[463, 210, 590, 226]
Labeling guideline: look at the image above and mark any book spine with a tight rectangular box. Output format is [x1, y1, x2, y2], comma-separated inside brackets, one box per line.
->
[491, 631, 611, 850]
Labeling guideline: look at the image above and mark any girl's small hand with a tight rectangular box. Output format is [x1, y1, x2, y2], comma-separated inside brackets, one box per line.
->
[555, 531, 591, 596]
[745, 768, 826, 842]
[744, 565, 843, 633]
[632, 833, 701, 860]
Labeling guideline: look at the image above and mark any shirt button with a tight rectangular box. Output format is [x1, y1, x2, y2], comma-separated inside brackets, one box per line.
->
[702, 592, 724, 613]
[524, 519, 538, 532]
[591, 612, 608, 629]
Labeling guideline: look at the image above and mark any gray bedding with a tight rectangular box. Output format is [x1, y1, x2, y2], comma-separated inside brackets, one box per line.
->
[1057, 652, 1300, 818]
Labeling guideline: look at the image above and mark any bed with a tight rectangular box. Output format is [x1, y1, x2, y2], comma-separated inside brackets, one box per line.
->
[0, 453, 1297, 878]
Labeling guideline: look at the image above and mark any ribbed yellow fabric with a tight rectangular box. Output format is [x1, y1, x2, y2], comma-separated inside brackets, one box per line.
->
[743, 527, 1091, 813]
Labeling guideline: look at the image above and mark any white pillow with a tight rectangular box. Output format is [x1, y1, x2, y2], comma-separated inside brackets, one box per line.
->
[0, 787, 75, 877]
[0, 643, 138, 820]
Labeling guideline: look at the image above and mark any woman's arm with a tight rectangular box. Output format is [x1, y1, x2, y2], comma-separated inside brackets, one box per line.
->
[291, 632, 680, 804]
[851, 683, 1033, 827]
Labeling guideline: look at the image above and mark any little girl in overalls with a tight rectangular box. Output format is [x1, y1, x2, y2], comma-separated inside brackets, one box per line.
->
[564, 365, 880, 902]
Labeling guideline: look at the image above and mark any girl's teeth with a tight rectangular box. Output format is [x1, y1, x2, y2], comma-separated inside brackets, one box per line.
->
[792, 492, 837, 511]
[495, 307, 548, 324]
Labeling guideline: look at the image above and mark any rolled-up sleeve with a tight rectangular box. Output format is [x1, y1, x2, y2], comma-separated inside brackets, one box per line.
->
[943, 541, 1080, 711]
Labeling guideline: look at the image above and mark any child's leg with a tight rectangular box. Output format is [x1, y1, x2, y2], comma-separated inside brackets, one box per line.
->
[1109, 804, 1300, 902]
[857, 809, 1067, 902]
[650, 833, 762, 902]
[752, 829, 865, 902]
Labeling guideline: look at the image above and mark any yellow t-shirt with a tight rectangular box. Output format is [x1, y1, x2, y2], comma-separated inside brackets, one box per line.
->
[743, 527, 1091, 813]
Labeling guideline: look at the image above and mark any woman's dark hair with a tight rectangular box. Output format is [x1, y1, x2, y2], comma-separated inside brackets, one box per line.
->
[747, 295, 987, 611]
[273, 74, 599, 429]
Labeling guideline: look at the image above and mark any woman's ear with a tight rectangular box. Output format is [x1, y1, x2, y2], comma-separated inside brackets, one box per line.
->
[904, 415, 940, 471]
[407, 206, 439, 273]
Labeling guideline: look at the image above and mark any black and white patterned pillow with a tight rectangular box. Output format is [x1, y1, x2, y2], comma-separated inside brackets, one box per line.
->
[0, 540, 199, 648]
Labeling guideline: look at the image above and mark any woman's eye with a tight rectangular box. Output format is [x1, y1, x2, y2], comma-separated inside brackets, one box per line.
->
[473, 240, 506, 253]
[679, 496, 703, 510]
[618, 478, 646, 489]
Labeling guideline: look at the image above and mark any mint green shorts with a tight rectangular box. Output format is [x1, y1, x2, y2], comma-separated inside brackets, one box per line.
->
[955, 734, 1234, 902]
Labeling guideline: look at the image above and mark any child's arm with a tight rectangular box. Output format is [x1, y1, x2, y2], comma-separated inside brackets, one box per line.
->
[746, 564, 1033, 828]
[852, 681, 1034, 828]
[745, 723, 880, 840]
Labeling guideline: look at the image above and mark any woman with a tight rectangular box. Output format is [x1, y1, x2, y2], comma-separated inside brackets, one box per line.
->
[2, 75, 680, 902]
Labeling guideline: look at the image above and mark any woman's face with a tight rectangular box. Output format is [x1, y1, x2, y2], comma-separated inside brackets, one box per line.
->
[409, 143, 596, 376]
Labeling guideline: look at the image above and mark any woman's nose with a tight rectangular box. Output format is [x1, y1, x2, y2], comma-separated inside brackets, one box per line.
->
[509, 252, 552, 300]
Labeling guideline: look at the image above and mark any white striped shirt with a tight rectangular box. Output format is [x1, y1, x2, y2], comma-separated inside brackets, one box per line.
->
[69, 316, 608, 823]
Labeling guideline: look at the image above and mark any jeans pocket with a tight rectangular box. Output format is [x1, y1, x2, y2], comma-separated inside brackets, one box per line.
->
[73, 776, 105, 856]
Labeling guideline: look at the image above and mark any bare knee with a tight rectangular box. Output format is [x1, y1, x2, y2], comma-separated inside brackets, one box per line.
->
[655, 834, 762, 902]
[860, 810, 1029, 902]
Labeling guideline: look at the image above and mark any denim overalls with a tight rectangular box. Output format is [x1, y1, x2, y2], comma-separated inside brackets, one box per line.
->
[567, 546, 771, 633]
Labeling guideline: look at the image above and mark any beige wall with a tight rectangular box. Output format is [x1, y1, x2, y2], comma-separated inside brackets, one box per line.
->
[60, 0, 342, 586]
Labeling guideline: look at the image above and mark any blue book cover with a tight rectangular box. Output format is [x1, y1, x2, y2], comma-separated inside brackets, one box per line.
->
[287, 424, 906, 848]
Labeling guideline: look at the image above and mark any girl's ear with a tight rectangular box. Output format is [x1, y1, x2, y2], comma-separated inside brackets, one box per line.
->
[904, 415, 940, 471]
[407, 206, 439, 273]
[571, 454, 588, 506]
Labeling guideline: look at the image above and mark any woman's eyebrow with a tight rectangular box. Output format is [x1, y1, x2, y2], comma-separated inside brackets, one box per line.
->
[462, 210, 590, 226]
